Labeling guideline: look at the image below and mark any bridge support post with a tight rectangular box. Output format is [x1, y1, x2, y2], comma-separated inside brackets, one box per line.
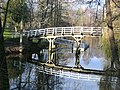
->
[73, 37, 84, 69]
[47, 38, 56, 64]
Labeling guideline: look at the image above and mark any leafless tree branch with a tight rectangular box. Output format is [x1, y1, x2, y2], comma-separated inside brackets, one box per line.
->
[112, 0, 120, 8]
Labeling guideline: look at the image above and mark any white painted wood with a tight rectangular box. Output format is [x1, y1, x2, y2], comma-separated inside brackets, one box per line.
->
[23, 26, 102, 38]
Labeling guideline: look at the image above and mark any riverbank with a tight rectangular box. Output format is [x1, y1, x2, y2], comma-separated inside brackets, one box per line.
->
[4, 36, 48, 55]
[4, 38, 23, 54]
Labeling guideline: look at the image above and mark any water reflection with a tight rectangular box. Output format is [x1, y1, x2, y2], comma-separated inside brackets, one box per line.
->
[53, 37, 108, 70]
[8, 57, 64, 90]
[0, 55, 9, 90]
[6, 37, 120, 90]
[7, 55, 120, 90]
[25, 37, 111, 70]
[100, 76, 120, 90]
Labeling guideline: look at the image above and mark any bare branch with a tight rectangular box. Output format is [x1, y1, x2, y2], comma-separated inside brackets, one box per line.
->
[112, 0, 120, 8]
[111, 13, 120, 22]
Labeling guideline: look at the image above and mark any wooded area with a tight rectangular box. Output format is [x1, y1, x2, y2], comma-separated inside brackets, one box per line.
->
[0, 0, 119, 30]
[0, 0, 120, 89]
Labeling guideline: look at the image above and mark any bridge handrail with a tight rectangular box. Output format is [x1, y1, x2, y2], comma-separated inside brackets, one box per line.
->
[23, 26, 102, 37]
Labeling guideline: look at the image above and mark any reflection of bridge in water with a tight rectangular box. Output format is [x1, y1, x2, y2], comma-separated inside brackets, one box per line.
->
[24, 26, 104, 74]
[36, 64, 101, 81]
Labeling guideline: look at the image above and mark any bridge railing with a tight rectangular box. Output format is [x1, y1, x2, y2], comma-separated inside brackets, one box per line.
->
[23, 26, 102, 37]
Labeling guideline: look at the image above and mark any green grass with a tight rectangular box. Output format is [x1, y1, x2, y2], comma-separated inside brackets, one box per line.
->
[4, 29, 12, 40]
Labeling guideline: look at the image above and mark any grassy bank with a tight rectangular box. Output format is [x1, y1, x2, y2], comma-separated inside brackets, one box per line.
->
[4, 29, 12, 40]
[4, 29, 20, 45]
[4, 29, 20, 54]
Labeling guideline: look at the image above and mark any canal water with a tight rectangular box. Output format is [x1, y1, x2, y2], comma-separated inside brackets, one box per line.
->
[6, 37, 120, 90]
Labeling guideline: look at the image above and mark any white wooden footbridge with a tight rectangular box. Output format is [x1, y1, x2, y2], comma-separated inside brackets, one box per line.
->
[23, 26, 102, 64]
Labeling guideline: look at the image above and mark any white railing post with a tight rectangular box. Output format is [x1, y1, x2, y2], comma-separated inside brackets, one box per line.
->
[29, 31, 31, 37]
[53, 27, 56, 36]
[38, 29, 41, 36]
[72, 27, 74, 35]
[80, 27, 83, 35]
[62, 27, 64, 35]
[27, 31, 29, 38]
[101, 27, 103, 35]
[45, 28, 47, 36]
[91, 27, 93, 35]
[35, 30, 37, 37]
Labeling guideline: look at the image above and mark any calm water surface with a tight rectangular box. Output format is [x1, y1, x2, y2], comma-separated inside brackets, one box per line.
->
[7, 37, 120, 90]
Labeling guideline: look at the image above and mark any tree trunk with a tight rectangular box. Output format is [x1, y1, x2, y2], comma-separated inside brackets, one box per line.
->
[0, 16, 5, 55]
[0, 17, 9, 90]
[105, 0, 119, 69]
[0, 0, 11, 89]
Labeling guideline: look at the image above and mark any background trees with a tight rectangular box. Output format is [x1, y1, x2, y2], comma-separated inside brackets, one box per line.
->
[1, 0, 119, 32]
[9, 0, 31, 31]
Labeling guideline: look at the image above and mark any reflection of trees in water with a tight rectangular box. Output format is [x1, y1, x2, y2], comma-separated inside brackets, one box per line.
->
[100, 76, 113, 90]
[7, 55, 32, 89]
[54, 37, 104, 67]
[7, 55, 25, 79]
[37, 72, 64, 90]
[55, 44, 74, 66]
[118, 42, 120, 57]
[100, 76, 120, 90]
[0, 55, 9, 90]
[62, 80, 83, 90]
[81, 51, 90, 65]
[7, 54, 64, 90]
[81, 37, 103, 65]
[56, 52, 74, 66]
[115, 78, 120, 90]
[7, 55, 42, 89]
